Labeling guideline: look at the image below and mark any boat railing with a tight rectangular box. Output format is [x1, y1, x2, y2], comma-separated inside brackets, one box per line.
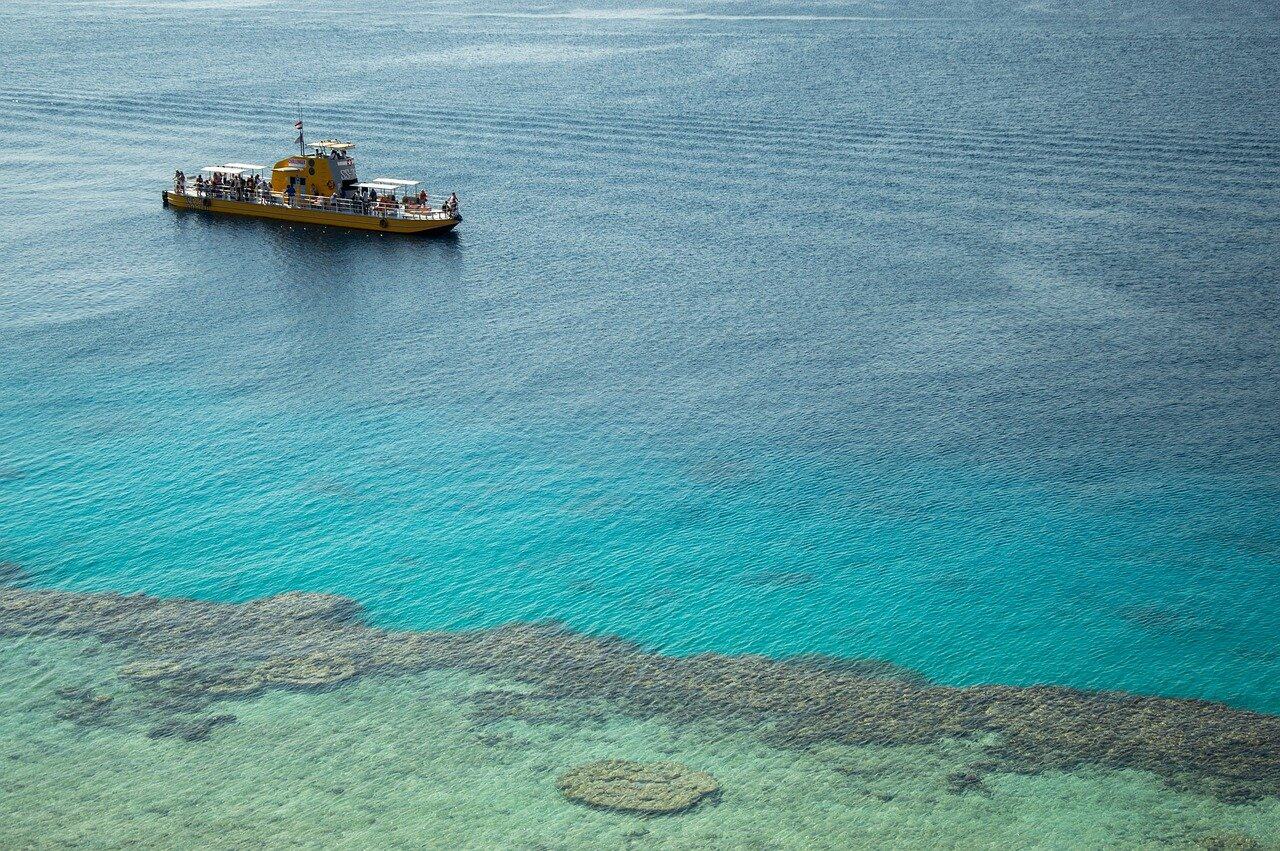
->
[171, 185, 458, 221]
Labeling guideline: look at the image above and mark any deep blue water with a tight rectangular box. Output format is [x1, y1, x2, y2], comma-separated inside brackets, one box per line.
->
[1, 0, 1278, 710]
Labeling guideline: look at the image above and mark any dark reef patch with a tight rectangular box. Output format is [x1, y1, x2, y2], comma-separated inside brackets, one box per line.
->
[945, 770, 991, 796]
[4, 585, 1280, 803]
[783, 654, 932, 686]
[53, 686, 115, 727]
[0, 562, 30, 586]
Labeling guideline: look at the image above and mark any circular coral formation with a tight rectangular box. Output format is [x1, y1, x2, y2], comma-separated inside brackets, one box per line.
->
[257, 654, 358, 689]
[557, 760, 720, 814]
[118, 659, 187, 681]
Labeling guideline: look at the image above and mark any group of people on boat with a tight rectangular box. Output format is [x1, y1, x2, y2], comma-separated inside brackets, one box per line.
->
[175, 170, 272, 203]
[434, 191, 461, 217]
[173, 170, 459, 219]
[380, 189, 459, 216]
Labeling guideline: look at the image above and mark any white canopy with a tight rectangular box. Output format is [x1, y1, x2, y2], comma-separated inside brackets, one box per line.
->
[311, 140, 355, 151]
[371, 178, 420, 187]
[201, 164, 259, 174]
[223, 162, 266, 170]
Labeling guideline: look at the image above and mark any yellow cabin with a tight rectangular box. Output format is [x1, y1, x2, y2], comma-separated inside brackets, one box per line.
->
[164, 133, 461, 235]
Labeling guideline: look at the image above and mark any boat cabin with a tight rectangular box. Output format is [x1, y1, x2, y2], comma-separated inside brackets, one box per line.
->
[271, 140, 359, 199]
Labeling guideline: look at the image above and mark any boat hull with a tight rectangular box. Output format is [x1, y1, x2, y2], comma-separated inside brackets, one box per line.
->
[163, 191, 459, 234]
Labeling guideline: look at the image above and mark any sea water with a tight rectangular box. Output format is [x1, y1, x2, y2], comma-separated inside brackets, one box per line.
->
[1, 0, 1278, 846]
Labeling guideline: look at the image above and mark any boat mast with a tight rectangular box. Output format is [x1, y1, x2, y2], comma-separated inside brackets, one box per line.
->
[296, 107, 305, 156]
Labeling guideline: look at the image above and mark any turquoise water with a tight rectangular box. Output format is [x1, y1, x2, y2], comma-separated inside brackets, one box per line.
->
[2, 0, 1280, 845]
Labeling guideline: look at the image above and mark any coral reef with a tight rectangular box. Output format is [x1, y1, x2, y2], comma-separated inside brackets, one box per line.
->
[200, 668, 265, 697]
[257, 654, 357, 689]
[53, 687, 115, 726]
[945, 770, 990, 796]
[120, 660, 263, 699]
[240, 592, 365, 625]
[118, 660, 187, 681]
[557, 760, 720, 814]
[0, 562, 29, 585]
[5, 585, 1280, 802]
[783, 654, 932, 686]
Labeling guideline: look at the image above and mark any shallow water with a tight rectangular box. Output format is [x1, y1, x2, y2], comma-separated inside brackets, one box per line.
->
[1, 0, 1279, 845]
[4, 586, 1280, 848]
[16, 636, 1272, 850]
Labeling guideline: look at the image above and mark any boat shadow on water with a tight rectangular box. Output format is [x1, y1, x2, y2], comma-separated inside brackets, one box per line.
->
[166, 205, 464, 281]
[169, 202, 462, 244]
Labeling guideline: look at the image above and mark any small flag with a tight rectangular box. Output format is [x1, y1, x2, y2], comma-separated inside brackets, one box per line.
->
[295, 119, 303, 130]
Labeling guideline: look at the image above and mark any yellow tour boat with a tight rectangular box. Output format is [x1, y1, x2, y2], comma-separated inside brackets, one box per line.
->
[163, 129, 461, 235]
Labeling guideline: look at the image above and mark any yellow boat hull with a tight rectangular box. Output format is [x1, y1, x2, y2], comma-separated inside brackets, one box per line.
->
[163, 191, 459, 234]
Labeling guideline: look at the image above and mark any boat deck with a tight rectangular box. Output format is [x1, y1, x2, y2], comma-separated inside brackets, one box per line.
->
[164, 187, 460, 234]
